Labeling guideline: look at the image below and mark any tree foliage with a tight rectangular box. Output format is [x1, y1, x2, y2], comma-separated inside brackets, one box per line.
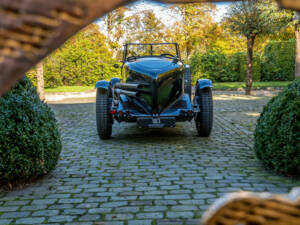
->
[225, 0, 293, 94]
[169, 3, 217, 59]
[28, 24, 120, 87]
[124, 9, 167, 43]
[26, 2, 296, 87]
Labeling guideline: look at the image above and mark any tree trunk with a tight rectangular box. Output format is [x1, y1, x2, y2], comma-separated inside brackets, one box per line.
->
[37, 62, 45, 101]
[246, 36, 255, 95]
[295, 15, 300, 79]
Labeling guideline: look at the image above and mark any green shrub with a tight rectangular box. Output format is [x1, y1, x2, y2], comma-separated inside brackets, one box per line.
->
[27, 24, 120, 88]
[0, 77, 62, 184]
[254, 78, 300, 176]
[261, 40, 295, 81]
[190, 50, 261, 83]
[190, 50, 227, 83]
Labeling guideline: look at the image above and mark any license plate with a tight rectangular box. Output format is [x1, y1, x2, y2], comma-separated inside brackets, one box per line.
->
[137, 117, 176, 128]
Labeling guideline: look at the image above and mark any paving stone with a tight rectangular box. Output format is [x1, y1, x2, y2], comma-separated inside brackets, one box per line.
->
[130, 201, 153, 206]
[1, 211, 30, 219]
[21, 204, 48, 211]
[88, 208, 112, 214]
[0, 206, 19, 212]
[101, 201, 128, 208]
[58, 198, 84, 204]
[156, 219, 183, 225]
[139, 195, 162, 200]
[85, 197, 108, 203]
[48, 215, 76, 223]
[128, 220, 152, 225]
[171, 205, 198, 211]
[48, 204, 74, 209]
[103, 222, 124, 225]
[4, 200, 29, 206]
[63, 208, 86, 215]
[144, 206, 167, 212]
[164, 195, 190, 200]
[1, 92, 299, 224]
[32, 209, 59, 216]
[46, 194, 71, 199]
[105, 213, 134, 220]
[0, 219, 12, 225]
[115, 207, 140, 213]
[15, 217, 45, 224]
[193, 194, 216, 199]
[136, 212, 163, 219]
[31, 199, 56, 205]
[78, 214, 101, 221]
[76, 203, 98, 208]
[166, 211, 194, 218]
[155, 200, 177, 206]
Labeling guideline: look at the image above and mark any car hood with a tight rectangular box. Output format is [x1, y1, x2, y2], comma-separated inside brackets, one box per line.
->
[125, 57, 183, 78]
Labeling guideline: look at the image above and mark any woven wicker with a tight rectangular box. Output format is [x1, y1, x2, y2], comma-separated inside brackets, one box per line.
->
[201, 188, 300, 225]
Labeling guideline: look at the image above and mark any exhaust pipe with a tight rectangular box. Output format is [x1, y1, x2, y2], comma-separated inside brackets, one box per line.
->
[114, 88, 139, 98]
[114, 83, 143, 90]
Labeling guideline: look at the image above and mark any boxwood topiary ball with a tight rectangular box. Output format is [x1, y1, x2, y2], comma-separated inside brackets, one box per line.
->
[254, 78, 300, 176]
[0, 77, 62, 185]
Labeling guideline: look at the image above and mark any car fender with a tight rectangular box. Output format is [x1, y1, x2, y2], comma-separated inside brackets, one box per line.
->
[95, 80, 109, 90]
[196, 79, 213, 90]
[110, 78, 121, 88]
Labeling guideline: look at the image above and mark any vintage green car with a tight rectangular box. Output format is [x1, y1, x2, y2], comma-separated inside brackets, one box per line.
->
[95, 43, 213, 139]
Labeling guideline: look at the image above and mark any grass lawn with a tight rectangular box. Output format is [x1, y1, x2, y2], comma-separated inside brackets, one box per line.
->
[44, 81, 292, 93]
[45, 86, 94, 93]
[213, 81, 292, 90]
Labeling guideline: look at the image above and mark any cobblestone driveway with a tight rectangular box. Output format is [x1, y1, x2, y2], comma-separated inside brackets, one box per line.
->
[1, 91, 299, 225]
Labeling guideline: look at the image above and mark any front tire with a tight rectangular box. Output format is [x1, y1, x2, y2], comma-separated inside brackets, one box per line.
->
[96, 88, 112, 139]
[195, 87, 213, 137]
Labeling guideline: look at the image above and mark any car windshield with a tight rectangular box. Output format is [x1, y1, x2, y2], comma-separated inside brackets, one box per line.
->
[124, 43, 179, 60]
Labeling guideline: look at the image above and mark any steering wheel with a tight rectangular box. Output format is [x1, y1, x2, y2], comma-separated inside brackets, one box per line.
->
[160, 53, 175, 58]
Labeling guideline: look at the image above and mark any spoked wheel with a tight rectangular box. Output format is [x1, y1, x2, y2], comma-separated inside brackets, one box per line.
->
[96, 88, 112, 139]
[195, 87, 213, 137]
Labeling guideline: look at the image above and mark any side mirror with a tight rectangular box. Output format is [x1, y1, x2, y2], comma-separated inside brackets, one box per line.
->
[113, 64, 120, 69]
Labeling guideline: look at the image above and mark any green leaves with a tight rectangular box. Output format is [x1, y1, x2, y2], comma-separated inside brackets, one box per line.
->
[27, 24, 120, 88]
[225, 0, 294, 38]
[0, 77, 62, 185]
[189, 50, 261, 83]
[254, 78, 300, 176]
[261, 40, 295, 81]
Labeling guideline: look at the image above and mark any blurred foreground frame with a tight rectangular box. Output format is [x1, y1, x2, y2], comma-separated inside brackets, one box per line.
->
[0, 0, 299, 96]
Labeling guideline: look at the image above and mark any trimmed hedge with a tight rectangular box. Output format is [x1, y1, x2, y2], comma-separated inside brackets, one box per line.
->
[0, 77, 62, 184]
[189, 50, 261, 83]
[254, 78, 300, 176]
[261, 40, 295, 81]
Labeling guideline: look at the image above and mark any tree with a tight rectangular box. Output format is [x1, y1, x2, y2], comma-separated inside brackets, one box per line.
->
[124, 9, 166, 43]
[225, 0, 293, 94]
[103, 7, 126, 59]
[295, 12, 300, 79]
[26, 24, 120, 87]
[36, 61, 45, 100]
[169, 3, 216, 59]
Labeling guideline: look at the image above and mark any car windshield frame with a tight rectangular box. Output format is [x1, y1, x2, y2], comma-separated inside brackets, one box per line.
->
[123, 43, 180, 62]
